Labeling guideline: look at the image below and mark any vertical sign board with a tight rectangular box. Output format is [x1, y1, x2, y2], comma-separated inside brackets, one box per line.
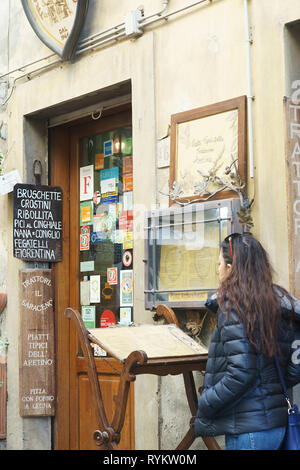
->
[0, 349, 7, 438]
[19, 270, 55, 417]
[285, 98, 300, 298]
[13, 184, 63, 263]
[0, 294, 7, 438]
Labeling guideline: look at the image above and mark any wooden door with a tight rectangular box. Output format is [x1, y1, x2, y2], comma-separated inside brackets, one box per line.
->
[50, 106, 135, 450]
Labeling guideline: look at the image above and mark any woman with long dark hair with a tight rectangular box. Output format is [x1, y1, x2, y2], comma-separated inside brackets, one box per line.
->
[194, 232, 300, 450]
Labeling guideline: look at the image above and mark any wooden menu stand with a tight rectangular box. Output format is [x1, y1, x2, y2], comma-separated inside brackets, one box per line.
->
[65, 306, 221, 450]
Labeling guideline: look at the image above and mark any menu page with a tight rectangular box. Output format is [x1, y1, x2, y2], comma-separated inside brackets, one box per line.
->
[88, 324, 207, 361]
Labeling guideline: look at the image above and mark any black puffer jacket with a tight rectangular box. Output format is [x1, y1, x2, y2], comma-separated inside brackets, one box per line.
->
[194, 289, 300, 437]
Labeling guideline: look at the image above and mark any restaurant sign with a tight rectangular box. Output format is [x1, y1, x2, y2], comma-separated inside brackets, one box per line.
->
[19, 269, 55, 417]
[285, 91, 300, 299]
[13, 184, 63, 263]
[21, 0, 89, 60]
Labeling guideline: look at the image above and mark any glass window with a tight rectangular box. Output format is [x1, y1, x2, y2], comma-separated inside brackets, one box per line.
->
[79, 126, 133, 333]
[145, 199, 241, 309]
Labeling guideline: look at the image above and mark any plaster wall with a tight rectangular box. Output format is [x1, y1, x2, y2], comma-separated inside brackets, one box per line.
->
[1, 0, 300, 450]
[0, 0, 9, 296]
[0, 0, 9, 453]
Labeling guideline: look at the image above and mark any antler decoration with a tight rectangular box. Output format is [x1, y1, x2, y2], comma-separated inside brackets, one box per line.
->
[162, 155, 254, 231]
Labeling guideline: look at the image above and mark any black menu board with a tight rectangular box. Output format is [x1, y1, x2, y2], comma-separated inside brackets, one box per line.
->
[13, 184, 63, 263]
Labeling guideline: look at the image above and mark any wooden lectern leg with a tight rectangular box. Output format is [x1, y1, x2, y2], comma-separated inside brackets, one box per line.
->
[111, 350, 148, 436]
[156, 305, 221, 451]
[176, 426, 195, 450]
[176, 371, 221, 450]
[65, 308, 120, 450]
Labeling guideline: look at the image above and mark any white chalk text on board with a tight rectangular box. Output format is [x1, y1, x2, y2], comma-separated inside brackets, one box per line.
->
[13, 184, 63, 263]
[19, 269, 55, 417]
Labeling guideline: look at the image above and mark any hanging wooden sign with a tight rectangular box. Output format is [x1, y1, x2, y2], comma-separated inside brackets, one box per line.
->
[21, 0, 90, 60]
[285, 97, 300, 298]
[13, 184, 63, 263]
[0, 346, 7, 438]
[19, 269, 55, 417]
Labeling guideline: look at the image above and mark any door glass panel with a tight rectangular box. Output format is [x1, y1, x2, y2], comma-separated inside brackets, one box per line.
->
[79, 126, 133, 351]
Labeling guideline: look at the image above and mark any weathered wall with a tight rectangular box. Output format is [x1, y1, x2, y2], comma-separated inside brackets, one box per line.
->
[0, 0, 9, 452]
[0, 0, 9, 293]
[0, 0, 300, 450]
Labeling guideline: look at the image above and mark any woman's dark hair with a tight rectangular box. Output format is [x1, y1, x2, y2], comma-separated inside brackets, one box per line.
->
[218, 232, 294, 358]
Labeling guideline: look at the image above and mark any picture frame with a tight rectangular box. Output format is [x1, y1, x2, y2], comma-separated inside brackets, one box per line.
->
[169, 96, 247, 205]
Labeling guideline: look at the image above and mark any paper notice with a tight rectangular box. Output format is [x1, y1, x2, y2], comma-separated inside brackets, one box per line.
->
[0, 170, 22, 196]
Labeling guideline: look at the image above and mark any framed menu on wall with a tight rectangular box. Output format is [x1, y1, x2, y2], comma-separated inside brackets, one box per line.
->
[169, 96, 247, 204]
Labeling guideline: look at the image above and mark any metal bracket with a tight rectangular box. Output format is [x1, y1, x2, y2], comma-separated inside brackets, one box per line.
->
[33, 159, 42, 185]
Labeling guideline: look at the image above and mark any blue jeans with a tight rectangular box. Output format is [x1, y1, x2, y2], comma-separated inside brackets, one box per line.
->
[225, 427, 286, 450]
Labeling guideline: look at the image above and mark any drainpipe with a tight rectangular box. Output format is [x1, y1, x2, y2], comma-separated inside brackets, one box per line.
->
[244, 0, 255, 178]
